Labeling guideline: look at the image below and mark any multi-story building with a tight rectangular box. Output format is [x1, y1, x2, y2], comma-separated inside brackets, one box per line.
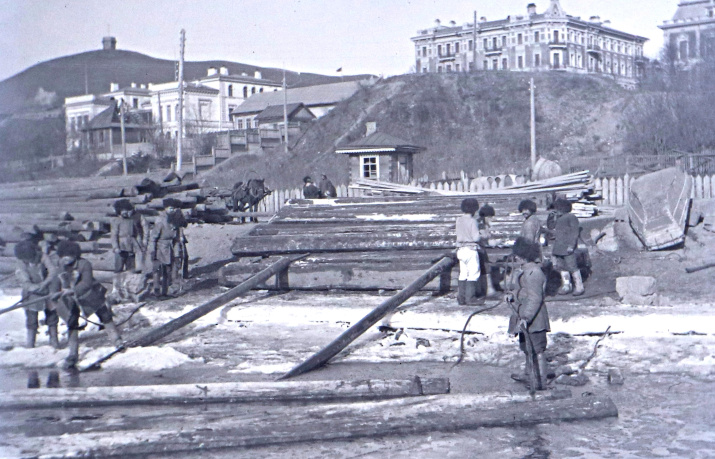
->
[411, 0, 648, 87]
[659, 0, 715, 67]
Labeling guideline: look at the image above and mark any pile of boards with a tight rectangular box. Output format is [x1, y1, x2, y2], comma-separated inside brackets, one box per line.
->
[0, 173, 237, 282]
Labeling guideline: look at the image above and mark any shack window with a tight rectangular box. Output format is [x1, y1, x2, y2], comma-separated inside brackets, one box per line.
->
[361, 155, 378, 179]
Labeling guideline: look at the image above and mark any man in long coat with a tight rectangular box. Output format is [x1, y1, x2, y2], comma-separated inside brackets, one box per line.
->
[111, 199, 145, 273]
[149, 198, 185, 296]
[549, 198, 584, 296]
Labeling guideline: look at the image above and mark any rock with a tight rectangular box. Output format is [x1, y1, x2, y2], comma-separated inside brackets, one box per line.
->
[613, 208, 645, 250]
[598, 296, 619, 307]
[594, 223, 619, 252]
[554, 365, 576, 377]
[415, 338, 431, 349]
[607, 368, 624, 385]
[555, 372, 589, 386]
[616, 276, 658, 305]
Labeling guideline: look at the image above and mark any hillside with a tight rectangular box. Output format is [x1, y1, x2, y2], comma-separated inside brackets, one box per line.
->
[0, 49, 370, 115]
[201, 72, 634, 189]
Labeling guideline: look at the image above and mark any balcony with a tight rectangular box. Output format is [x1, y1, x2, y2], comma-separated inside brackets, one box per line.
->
[438, 52, 456, 62]
[549, 40, 568, 49]
[485, 46, 503, 56]
[587, 44, 602, 54]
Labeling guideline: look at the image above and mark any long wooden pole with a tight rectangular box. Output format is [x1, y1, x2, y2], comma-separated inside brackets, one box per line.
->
[279, 255, 454, 380]
[81, 254, 307, 372]
[530, 77, 536, 171]
[283, 67, 289, 154]
[176, 29, 185, 173]
[120, 100, 128, 176]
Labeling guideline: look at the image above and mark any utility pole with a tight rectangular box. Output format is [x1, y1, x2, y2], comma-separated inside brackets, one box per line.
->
[84, 63, 89, 95]
[530, 77, 536, 170]
[157, 91, 164, 133]
[176, 29, 185, 173]
[473, 11, 477, 72]
[283, 67, 289, 154]
[119, 100, 128, 176]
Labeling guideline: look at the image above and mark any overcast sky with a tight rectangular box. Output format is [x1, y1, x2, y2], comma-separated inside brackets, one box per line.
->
[0, 0, 677, 82]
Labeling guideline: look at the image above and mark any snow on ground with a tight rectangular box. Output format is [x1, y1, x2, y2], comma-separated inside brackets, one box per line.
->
[80, 346, 194, 371]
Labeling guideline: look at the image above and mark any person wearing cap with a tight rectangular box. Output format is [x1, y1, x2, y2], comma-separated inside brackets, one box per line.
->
[149, 198, 186, 296]
[302, 176, 321, 199]
[319, 174, 337, 198]
[14, 241, 60, 349]
[477, 204, 497, 297]
[505, 237, 550, 390]
[39, 233, 61, 275]
[455, 198, 482, 305]
[111, 199, 145, 273]
[549, 198, 584, 296]
[518, 199, 543, 244]
[52, 240, 123, 369]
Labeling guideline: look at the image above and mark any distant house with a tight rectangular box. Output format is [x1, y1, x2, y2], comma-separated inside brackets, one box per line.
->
[659, 0, 715, 67]
[336, 123, 423, 185]
[81, 100, 154, 160]
[229, 80, 368, 131]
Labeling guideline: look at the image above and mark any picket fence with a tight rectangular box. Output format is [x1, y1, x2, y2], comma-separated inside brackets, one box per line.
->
[247, 173, 715, 216]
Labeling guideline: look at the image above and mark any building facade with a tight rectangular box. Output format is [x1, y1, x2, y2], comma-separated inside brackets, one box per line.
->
[659, 0, 715, 67]
[411, 0, 648, 87]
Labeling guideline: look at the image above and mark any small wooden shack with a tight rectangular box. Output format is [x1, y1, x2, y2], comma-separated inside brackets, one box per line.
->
[336, 126, 423, 185]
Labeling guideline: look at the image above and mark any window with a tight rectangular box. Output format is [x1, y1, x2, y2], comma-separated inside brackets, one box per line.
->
[455, 42, 459, 53]
[437, 66, 443, 73]
[502, 58, 508, 69]
[469, 62, 475, 71]
[133, 98, 138, 108]
[228, 85, 233, 97]
[455, 63, 460, 72]
[535, 54, 540, 66]
[492, 58, 498, 70]
[422, 46, 427, 56]
[70, 117, 76, 131]
[236, 119, 243, 129]
[243, 86, 248, 98]
[251, 87, 256, 94]
[423, 67, 428, 73]
[253, 119, 258, 128]
[166, 105, 171, 122]
[553, 30, 559, 43]
[361, 156, 378, 179]
[553, 53, 561, 69]
[518, 56, 523, 68]
[483, 60, 488, 69]
[502, 35, 507, 47]
[534, 31, 540, 42]
[259, 88, 264, 93]
[468, 40, 473, 51]
[199, 100, 212, 120]
[446, 64, 452, 72]
[492, 37, 498, 49]
[83, 115, 89, 126]
[577, 54, 582, 68]
[98, 131, 104, 144]
[518, 33, 523, 45]
[438, 44, 442, 56]
[445, 44, 451, 55]
[483, 38, 487, 49]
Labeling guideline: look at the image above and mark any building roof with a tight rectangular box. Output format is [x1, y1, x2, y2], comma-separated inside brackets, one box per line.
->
[231, 80, 366, 116]
[84, 101, 153, 130]
[336, 132, 423, 154]
[200, 73, 281, 86]
[255, 103, 314, 122]
[184, 83, 220, 95]
[672, 0, 712, 21]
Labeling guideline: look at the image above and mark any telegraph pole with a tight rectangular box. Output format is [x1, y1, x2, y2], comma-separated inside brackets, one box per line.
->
[473, 11, 477, 71]
[283, 67, 289, 154]
[176, 29, 186, 173]
[530, 77, 536, 170]
[119, 100, 128, 176]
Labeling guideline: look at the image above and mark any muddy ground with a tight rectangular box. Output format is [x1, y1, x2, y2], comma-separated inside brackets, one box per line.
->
[1, 216, 714, 457]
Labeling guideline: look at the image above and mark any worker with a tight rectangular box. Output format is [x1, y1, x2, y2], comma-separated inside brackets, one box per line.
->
[111, 199, 145, 273]
[518, 199, 543, 244]
[477, 204, 497, 297]
[149, 198, 185, 297]
[456, 198, 482, 305]
[302, 176, 321, 199]
[549, 198, 584, 296]
[14, 241, 60, 349]
[53, 240, 123, 370]
[506, 237, 550, 390]
[319, 174, 337, 198]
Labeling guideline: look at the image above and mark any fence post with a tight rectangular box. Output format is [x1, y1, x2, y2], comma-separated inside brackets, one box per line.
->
[608, 178, 617, 206]
[705, 175, 712, 199]
[623, 174, 630, 204]
[695, 175, 704, 199]
[616, 177, 624, 206]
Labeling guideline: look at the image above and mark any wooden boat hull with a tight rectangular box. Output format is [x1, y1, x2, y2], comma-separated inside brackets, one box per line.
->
[627, 168, 692, 250]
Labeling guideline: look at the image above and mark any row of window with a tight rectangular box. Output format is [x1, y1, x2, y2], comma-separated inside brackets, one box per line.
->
[418, 29, 641, 58]
[68, 114, 90, 132]
[227, 84, 265, 98]
[234, 118, 259, 130]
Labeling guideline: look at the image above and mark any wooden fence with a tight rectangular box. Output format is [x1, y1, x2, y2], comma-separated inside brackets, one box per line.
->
[246, 172, 715, 217]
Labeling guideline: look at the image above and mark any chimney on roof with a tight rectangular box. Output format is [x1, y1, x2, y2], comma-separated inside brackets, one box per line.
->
[480, 16, 487, 22]
[110, 82, 119, 92]
[527, 3, 537, 15]
[207, 67, 218, 76]
[589, 15, 601, 23]
[102, 36, 117, 50]
[434, 19, 441, 27]
[219, 66, 229, 76]
[449, 20, 456, 26]
[130, 82, 136, 88]
[365, 121, 377, 137]
[254, 70, 262, 79]
[140, 83, 146, 89]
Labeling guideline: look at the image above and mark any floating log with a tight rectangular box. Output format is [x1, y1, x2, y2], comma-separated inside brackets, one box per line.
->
[81, 254, 307, 371]
[0, 377, 449, 410]
[6, 393, 617, 457]
[280, 256, 454, 380]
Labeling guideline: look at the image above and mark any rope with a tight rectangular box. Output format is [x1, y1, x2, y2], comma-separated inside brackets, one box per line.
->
[452, 300, 502, 368]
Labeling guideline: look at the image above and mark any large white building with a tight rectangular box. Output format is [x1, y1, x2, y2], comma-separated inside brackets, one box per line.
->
[659, 0, 715, 67]
[411, 0, 648, 87]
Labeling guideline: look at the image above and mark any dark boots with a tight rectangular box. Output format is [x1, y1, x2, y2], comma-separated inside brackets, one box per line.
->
[48, 325, 60, 349]
[465, 281, 484, 305]
[26, 329, 37, 348]
[457, 280, 467, 305]
[62, 330, 80, 370]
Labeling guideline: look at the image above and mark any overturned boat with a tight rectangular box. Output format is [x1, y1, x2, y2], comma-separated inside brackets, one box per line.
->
[627, 167, 692, 250]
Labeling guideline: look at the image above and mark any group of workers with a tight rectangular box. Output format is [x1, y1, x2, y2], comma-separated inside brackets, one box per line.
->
[14, 197, 190, 370]
[456, 196, 584, 390]
[302, 175, 337, 199]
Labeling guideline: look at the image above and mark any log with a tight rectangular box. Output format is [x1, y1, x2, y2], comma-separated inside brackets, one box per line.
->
[0, 377, 449, 410]
[6, 393, 617, 457]
[80, 254, 308, 372]
[280, 256, 454, 380]
[685, 262, 715, 273]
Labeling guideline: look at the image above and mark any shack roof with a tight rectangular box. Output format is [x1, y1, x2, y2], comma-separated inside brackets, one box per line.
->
[255, 103, 314, 122]
[336, 132, 423, 154]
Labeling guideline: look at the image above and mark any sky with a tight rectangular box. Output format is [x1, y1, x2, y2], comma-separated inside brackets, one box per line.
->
[0, 0, 677, 82]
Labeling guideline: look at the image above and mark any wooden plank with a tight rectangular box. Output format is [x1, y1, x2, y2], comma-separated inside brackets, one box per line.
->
[0, 377, 449, 410]
[6, 393, 617, 457]
[280, 256, 454, 379]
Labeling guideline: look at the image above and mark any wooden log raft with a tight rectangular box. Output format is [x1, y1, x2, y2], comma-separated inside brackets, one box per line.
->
[0, 377, 450, 410]
[5, 392, 617, 457]
[280, 255, 454, 379]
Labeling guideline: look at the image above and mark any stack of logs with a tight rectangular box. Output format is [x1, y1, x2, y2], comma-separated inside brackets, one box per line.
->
[222, 193, 562, 291]
[0, 174, 241, 283]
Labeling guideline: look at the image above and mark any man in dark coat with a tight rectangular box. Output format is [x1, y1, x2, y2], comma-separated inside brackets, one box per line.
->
[549, 198, 584, 296]
[477, 204, 497, 297]
[111, 199, 145, 273]
[506, 237, 550, 390]
[15, 241, 60, 349]
[302, 176, 322, 199]
[319, 174, 337, 198]
[52, 241, 123, 370]
[149, 198, 186, 296]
